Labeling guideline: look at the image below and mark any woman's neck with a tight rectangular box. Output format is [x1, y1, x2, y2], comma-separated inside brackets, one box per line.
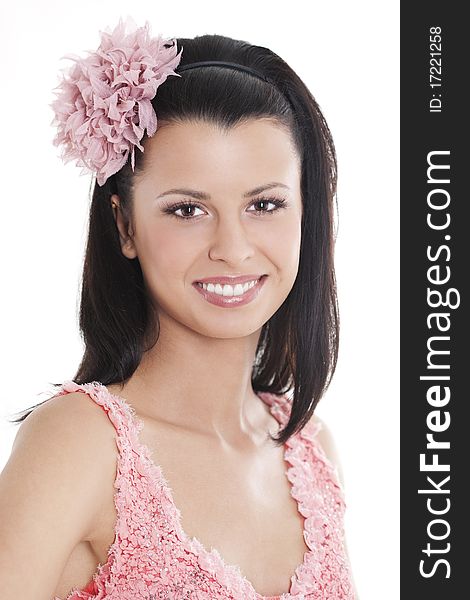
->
[118, 315, 269, 444]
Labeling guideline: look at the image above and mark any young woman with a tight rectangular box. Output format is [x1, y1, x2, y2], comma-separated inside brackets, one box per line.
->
[0, 17, 358, 599]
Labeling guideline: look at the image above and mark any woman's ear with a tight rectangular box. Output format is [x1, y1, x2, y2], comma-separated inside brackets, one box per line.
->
[110, 194, 138, 259]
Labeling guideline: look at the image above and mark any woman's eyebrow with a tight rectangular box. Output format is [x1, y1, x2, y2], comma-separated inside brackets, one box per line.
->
[155, 182, 290, 201]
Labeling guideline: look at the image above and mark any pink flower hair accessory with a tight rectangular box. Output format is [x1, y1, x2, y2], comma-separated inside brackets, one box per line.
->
[50, 16, 183, 186]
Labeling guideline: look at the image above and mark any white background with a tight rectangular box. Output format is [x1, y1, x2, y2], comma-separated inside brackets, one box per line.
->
[0, 2, 399, 598]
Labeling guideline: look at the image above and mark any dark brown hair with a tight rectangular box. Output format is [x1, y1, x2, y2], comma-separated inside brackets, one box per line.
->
[9, 33, 339, 446]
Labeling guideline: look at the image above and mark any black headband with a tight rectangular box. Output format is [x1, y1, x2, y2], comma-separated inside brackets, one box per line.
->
[176, 61, 273, 83]
[176, 60, 294, 109]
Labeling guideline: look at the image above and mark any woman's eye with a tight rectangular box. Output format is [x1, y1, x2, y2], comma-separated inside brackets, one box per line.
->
[170, 203, 205, 219]
[248, 198, 287, 215]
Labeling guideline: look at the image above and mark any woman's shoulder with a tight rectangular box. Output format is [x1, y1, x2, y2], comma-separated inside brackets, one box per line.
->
[11, 392, 116, 491]
[308, 413, 345, 488]
[0, 388, 119, 595]
[13, 386, 117, 452]
[10, 387, 119, 526]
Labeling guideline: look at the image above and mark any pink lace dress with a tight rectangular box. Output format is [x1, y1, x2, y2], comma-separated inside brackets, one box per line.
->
[52, 380, 355, 600]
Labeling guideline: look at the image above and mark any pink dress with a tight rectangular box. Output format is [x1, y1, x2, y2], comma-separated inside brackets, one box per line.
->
[52, 380, 355, 600]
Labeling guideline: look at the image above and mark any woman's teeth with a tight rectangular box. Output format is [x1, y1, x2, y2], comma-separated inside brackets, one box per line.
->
[198, 279, 260, 297]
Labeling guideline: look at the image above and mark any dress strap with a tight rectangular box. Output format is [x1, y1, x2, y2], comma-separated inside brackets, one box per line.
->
[50, 380, 158, 597]
[54, 380, 147, 465]
[257, 389, 346, 504]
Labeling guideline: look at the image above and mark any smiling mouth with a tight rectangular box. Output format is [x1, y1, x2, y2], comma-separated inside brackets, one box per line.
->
[192, 275, 267, 307]
[196, 276, 264, 297]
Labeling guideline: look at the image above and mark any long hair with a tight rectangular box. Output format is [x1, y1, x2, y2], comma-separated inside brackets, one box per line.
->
[9, 33, 339, 446]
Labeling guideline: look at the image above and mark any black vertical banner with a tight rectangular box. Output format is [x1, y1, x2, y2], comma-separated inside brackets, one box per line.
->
[401, 3, 468, 598]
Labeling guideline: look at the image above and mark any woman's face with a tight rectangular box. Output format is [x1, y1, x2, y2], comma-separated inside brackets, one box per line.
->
[112, 118, 303, 339]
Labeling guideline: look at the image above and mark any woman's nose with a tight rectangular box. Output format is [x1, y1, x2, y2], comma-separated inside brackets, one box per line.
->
[208, 216, 256, 265]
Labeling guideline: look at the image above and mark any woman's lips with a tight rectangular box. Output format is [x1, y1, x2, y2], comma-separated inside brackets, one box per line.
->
[192, 275, 267, 308]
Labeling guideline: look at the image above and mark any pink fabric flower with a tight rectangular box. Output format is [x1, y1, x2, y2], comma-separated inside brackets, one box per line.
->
[50, 16, 183, 186]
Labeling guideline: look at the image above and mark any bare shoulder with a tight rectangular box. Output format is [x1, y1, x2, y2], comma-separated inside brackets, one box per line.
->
[9, 388, 118, 520]
[11, 389, 118, 470]
[309, 413, 345, 487]
[0, 389, 118, 598]
[14, 388, 112, 437]
[15, 388, 119, 497]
